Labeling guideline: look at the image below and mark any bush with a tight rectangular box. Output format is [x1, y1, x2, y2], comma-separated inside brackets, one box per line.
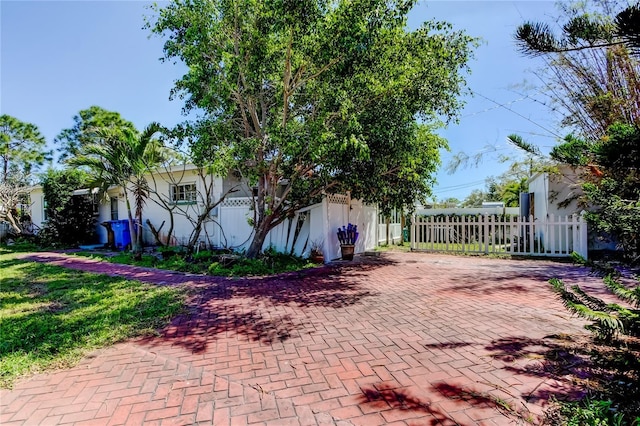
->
[84, 246, 312, 277]
[39, 169, 96, 248]
[552, 398, 627, 426]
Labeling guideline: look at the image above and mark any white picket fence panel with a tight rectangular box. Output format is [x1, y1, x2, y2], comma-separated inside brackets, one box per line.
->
[410, 214, 588, 259]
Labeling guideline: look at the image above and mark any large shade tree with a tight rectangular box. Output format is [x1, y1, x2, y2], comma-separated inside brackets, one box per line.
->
[0, 115, 50, 233]
[0, 114, 49, 183]
[148, 0, 476, 258]
[55, 106, 138, 162]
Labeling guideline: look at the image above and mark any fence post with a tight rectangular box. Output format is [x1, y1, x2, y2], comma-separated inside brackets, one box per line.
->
[410, 214, 416, 250]
[529, 214, 535, 254]
[483, 214, 489, 254]
[576, 211, 589, 260]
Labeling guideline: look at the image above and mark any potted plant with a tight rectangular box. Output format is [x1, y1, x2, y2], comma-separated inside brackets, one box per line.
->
[337, 224, 358, 261]
[309, 239, 324, 263]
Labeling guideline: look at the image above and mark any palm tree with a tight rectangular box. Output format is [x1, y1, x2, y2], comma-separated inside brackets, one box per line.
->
[69, 123, 164, 259]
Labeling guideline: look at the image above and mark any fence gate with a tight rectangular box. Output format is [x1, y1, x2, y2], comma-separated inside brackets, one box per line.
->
[410, 214, 588, 259]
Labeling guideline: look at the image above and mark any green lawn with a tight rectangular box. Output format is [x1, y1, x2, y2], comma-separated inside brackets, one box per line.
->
[0, 248, 185, 388]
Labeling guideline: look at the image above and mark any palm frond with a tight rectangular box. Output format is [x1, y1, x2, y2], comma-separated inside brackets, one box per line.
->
[604, 274, 640, 308]
[550, 278, 625, 340]
[572, 284, 613, 312]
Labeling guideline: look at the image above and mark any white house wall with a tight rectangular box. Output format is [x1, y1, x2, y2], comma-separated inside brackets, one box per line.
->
[217, 199, 255, 250]
[361, 204, 378, 252]
[528, 173, 548, 221]
[29, 169, 379, 259]
[325, 197, 376, 261]
[29, 187, 45, 228]
[308, 203, 326, 257]
[264, 214, 310, 254]
[526, 167, 614, 252]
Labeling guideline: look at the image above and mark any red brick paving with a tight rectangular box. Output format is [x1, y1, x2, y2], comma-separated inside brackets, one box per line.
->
[1, 251, 602, 425]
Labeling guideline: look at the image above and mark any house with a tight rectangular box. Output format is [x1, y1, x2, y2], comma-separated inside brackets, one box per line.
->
[527, 165, 617, 253]
[28, 164, 382, 261]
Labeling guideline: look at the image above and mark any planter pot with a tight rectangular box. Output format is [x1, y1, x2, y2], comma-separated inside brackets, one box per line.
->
[310, 253, 325, 264]
[340, 244, 355, 261]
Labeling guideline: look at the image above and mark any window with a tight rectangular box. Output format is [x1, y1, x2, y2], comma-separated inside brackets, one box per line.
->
[110, 197, 119, 220]
[171, 183, 197, 203]
[43, 197, 48, 221]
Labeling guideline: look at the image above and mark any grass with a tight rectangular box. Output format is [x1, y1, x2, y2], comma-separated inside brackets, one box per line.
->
[74, 248, 316, 277]
[0, 248, 185, 388]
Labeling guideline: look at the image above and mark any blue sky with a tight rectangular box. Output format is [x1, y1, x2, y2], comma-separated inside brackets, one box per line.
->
[1, 0, 562, 201]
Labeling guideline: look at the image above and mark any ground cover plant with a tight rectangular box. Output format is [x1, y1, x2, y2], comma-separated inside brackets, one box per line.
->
[0, 248, 185, 388]
[74, 246, 315, 277]
[545, 254, 640, 425]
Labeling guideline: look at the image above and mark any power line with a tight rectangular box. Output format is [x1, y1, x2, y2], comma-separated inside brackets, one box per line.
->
[435, 179, 487, 191]
[471, 90, 563, 139]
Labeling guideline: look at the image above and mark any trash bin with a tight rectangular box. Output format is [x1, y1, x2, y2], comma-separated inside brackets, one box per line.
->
[110, 220, 132, 250]
[100, 222, 115, 250]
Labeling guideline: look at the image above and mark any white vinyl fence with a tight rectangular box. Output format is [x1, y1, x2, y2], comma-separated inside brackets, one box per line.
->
[411, 214, 588, 259]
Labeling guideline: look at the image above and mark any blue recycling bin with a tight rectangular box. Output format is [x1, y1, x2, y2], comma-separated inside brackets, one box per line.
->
[110, 220, 132, 250]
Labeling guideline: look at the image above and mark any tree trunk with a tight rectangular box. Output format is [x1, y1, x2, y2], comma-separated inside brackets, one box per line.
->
[146, 220, 165, 246]
[187, 217, 206, 254]
[135, 210, 144, 259]
[6, 210, 22, 234]
[246, 219, 272, 259]
[123, 190, 141, 258]
[385, 216, 390, 245]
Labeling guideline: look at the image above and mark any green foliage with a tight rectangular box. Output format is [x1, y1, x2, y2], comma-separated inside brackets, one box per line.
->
[39, 169, 97, 248]
[571, 251, 588, 265]
[76, 247, 311, 277]
[460, 157, 542, 207]
[555, 398, 627, 426]
[55, 106, 138, 162]
[551, 134, 592, 166]
[516, 1, 640, 139]
[147, 0, 477, 257]
[550, 124, 640, 262]
[515, 3, 639, 55]
[604, 274, 640, 308]
[550, 273, 640, 341]
[207, 249, 311, 277]
[68, 121, 166, 256]
[0, 239, 40, 253]
[506, 134, 542, 157]
[0, 114, 50, 183]
[0, 252, 185, 388]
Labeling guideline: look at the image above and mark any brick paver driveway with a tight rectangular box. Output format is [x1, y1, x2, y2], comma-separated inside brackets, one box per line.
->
[1, 251, 602, 425]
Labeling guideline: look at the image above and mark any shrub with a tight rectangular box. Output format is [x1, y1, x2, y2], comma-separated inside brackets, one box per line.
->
[552, 398, 627, 426]
[39, 169, 96, 248]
